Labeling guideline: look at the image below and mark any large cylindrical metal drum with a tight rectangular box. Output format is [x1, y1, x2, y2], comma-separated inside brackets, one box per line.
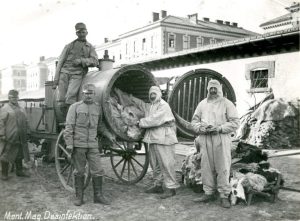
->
[167, 68, 236, 139]
[59, 65, 157, 141]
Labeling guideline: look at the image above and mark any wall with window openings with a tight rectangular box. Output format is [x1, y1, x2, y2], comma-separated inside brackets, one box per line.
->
[121, 27, 162, 63]
[26, 65, 47, 91]
[164, 30, 225, 54]
[152, 51, 300, 116]
[0, 66, 27, 94]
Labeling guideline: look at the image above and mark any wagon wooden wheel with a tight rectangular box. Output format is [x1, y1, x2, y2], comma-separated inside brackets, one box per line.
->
[55, 130, 91, 192]
[110, 141, 149, 184]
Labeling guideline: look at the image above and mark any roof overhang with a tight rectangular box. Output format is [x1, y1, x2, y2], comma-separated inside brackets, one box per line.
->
[128, 27, 300, 71]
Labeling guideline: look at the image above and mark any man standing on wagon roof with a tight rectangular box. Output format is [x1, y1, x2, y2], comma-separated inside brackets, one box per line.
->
[53, 22, 99, 114]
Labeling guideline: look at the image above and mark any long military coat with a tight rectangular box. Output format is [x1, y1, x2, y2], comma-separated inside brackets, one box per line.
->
[0, 103, 30, 162]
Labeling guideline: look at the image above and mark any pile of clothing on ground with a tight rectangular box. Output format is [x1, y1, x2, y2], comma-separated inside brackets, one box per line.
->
[181, 140, 284, 205]
[108, 88, 145, 140]
[237, 93, 299, 149]
[230, 141, 284, 205]
[181, 151, 202, 192]
[181, 137, 203, 192]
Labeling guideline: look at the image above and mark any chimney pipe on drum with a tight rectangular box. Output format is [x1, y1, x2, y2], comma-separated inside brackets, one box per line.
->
[98, 50, 114, 71]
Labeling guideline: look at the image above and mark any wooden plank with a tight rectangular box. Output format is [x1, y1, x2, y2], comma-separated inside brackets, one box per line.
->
[195, 76, 200, 105]
[204, 76, 210, 98]
[200, 76, 206, 101]
[182, 82, 187, 119]
[180, 84, 184, 116]
[176, 90, 180, 115]
[192, 77, 197, 117]
[31, 132, 58, 140]
[268, 150, 300, 158]
[186, 79, 192, 121]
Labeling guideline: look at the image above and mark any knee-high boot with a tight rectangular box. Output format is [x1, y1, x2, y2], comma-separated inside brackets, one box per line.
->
[74, 175, 84, 206]
[1, 161, 9, 181]
[15, 159, 30, 177]
[92, 176, 110, 205]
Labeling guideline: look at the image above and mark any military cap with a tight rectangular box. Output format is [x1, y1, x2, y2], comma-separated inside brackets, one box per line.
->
[8, 89, 19, 97]
[75, 22, 87, 32]
[82, 83, 96, 93]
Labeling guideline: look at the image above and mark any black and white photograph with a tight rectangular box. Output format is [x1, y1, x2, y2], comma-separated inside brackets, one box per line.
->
[0, 0, 299, 220]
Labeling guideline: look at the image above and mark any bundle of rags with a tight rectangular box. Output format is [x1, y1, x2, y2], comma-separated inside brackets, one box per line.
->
[181, 137, 203, 192]
[237, 96, 299, 149]
[230, 141, 284, 205]
[181, 152, 202, 192]
[108, 88, 145, 140]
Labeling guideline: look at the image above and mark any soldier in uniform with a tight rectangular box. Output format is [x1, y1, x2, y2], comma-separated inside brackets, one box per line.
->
[64, 83, 113, 206]
[53, 23, 99, 113]
[0, 90, 31, 180]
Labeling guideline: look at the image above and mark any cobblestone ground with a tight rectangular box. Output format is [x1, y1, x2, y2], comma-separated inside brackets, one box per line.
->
[0, 152, 299, 221]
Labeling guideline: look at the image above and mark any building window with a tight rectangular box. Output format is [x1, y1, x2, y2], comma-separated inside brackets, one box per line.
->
[183, 35, 190, 50]
[250, 69, 268, 89]
[133, 41, 136, 52]
[13, 79, 21, 88]
[197, 37, 204, 47]
[142, 38, 146, 50]
[245, 61, 275, 93]
[120, 54, 122, 60]
[21, 80, 26, 87]
[168, 34, 175, 48]
[151, 36, 154, 49]
[210, 38, 216, 44]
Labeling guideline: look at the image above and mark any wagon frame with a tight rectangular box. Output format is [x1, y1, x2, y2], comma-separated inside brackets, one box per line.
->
[9, 64, 158, 192]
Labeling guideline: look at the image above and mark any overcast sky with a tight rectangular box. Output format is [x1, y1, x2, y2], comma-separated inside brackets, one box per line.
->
[0, 0, 296, 68]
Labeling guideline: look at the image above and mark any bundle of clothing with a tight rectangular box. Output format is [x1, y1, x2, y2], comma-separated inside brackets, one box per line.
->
[237, 95, 299, 149]
[181, 140, 284, 205]
[230, 141, 284, 205]
[108, 88, 145, 140]
[181, 151, 202, 192]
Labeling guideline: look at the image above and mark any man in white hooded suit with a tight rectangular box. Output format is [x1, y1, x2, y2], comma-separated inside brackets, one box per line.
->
[191, 79, 239, 208]
[114, 86, 179, 199]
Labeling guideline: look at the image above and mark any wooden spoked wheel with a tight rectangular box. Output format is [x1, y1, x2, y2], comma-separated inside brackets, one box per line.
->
[110, 141, 149, 184]
[55, 130, 91, 192]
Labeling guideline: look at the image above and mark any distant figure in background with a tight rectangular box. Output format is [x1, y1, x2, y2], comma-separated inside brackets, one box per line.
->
[0, 90, 31, 180]
[191, 79, 239, 208]
[53, 22, 99, 114]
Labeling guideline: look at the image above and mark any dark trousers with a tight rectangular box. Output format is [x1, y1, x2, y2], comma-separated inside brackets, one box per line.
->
[72, 148, 104, 177]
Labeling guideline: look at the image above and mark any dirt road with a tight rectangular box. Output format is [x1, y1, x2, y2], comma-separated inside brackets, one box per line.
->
[0, 154, 300, 221]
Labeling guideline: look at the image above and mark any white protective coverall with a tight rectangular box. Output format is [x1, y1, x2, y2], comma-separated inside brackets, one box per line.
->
[133, 86, 180, 189]
[191, 80, 239, 198]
